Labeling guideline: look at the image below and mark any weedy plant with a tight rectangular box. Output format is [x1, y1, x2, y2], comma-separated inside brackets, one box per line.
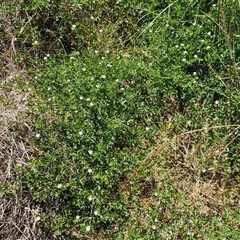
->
[1, 0, 240, 239]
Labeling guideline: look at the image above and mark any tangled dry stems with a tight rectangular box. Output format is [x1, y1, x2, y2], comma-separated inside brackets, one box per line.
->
[119, 125, 240, 238]
[0, 59, 50, 239]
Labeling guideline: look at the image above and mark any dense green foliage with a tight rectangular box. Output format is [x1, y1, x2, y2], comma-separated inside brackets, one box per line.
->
[1, 0, 240, 239]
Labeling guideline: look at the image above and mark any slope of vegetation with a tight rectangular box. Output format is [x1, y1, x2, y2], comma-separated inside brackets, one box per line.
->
[1, 1, 240, 239]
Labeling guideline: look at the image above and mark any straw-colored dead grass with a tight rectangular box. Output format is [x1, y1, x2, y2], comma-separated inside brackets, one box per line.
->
[0, 5, 51, 238]
[119, 125, 240, 238]
[0, 55, 51, 239]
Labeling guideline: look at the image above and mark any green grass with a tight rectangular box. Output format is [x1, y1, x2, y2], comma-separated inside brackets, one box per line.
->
[1, 0, 240, 239]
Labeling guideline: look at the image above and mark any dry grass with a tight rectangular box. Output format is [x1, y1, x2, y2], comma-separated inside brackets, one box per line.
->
[0, 36, 51, 239]
[118, 124, 240, 238]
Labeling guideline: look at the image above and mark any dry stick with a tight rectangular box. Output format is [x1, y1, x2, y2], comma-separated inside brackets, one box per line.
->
[182, 124, 240, 135]
[9, 218, 27, 238]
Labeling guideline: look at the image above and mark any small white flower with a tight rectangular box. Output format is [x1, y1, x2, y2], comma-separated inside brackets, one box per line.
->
[99, 29, 103, 33]
[74, 110, 78, 113]
[152, 225, 157, 230]
[166, 24, 169, 27]
[121, 87, 124, 91]
[96, 84, 100, 88]
[47, 87, 51, 90]
[86, 225, 91, 232]
[116, 79, 119, 82]
[215, 100, 219, 105]
[200, 39, 204, 42]
[107, 63, 112, 67]
[202, 169, 207, 173]
[88, 169, 92, 173]
[79, 96, 83, 100]
[101, 75, 106, 79]
[86, 98, 90, 101]
[44, 56, 47, 60]
[90, 16, 94, 20]
[33, 40, 38, 45]
[79, 131, 83, 136]
[35, 216, 41, 221]
[82, 68, 86, 71]
[154, 192, 158, 196]
[71, 24, 76, 30]
[207, 31, 211, 36]
[180, 43, 184, 46]
[193, 22, 197, 26]
[36, 133, 40, 138]
[90, 102, 94, 107]
[149, 29, 153, 33]
[88, 150, 93, 155]
[66, 79, 71, 83]
[101, 56, 105, 60]
[48, 98, 51, 101]
[182, 58, 186, 62]
[187, 120, 191, 125]
[193, 72, 197, 75]
[154, 218, 158, 223]
[70, 56, 75, 60]
[206, 46, 211, 49]
[145, 127, 150, 131]
[57, 184, 62, 188]
[46, 54, 50, 57]
[183, 51, 188, 54]
[175, 45, 179, 48]
[76, 215, 80, 220]
[194, 54, 198, 58]
[88, 195, 93, 201]
[94, 210, 98, 216]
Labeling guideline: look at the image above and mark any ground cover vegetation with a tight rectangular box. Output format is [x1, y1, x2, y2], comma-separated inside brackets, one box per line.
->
[0, 0, 240, 239]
